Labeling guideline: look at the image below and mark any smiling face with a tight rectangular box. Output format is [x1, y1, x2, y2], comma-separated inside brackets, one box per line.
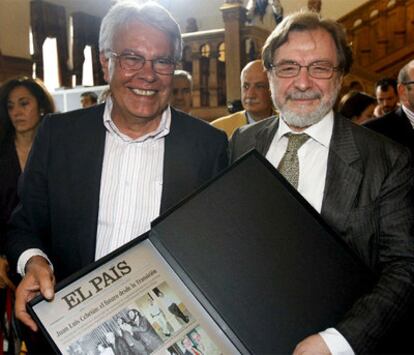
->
[268, 29, 342, 130]
[100, 21, 175, 138]
[7, 86, 41, 135]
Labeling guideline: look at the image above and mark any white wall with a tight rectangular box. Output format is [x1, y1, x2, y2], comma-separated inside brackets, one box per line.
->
[0, 0, 371, 60]
[0, 0, 31, 58]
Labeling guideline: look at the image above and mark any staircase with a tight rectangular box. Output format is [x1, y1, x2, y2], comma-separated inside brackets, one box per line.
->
[338, 0, 414, 90]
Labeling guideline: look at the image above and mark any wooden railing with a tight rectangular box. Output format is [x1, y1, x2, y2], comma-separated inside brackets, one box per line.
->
[339, 0, 414, 84]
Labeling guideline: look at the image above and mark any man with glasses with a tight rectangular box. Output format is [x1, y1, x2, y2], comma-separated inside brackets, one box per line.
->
[7, 1, 227, 338]
[365, 60, 414, 156]
[230, 11, 414, 354]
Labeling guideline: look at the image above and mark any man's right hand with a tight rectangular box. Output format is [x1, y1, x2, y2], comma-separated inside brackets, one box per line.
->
[15, 255, 55, 331]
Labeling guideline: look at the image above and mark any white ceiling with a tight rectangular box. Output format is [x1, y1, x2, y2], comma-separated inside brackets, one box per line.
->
[44, 0, 370, 29]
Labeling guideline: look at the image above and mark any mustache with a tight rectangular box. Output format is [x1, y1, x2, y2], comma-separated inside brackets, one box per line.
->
[286, 91, 322, 100]
[244, 98, 261, 104]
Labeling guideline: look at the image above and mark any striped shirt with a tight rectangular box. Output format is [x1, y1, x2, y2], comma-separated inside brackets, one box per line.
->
[402, 105, 414, 128]
[95, 98, 170, 259]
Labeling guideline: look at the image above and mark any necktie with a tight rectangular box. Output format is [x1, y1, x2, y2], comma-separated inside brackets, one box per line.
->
[277, 133, 309, 189]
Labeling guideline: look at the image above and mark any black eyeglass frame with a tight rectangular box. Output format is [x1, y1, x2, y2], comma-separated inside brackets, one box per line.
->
[109, 51, 176, 75]
[269, 61, 341, 79]
[401, 81, 414, 86]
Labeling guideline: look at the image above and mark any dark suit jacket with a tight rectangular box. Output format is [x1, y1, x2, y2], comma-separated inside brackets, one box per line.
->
[0, 136, 20, 252]
[365, 107, 414, 157]
[229, 114, 414, 353]
[6, 104, 228, 281]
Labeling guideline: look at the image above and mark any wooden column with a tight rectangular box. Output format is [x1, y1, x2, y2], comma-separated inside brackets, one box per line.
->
[191, 45, 201, 108]
[220, 1, 245, 103]
[208, 50, 219, 107]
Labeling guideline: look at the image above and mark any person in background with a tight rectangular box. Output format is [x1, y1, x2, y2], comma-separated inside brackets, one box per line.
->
[230, 10, 414, 354]
[337, 90, 376, 125]
[246, 0, 284, 29]
[308, 0, 322, 13]
[211, 60, 275, 138]
[0, 76, 55, 353]
[170, 70, 193, 114]
[365, 60, 414, 156]
[374, 77, 399, 117]
[6, 4, 227, 352]
[80, 91, 98, 108]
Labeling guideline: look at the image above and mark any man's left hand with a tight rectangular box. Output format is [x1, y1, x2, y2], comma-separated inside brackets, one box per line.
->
[293, 334, 331, 355]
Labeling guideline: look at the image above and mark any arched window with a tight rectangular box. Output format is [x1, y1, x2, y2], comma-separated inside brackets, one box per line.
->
[245, 38, 258, 61]
[42, 37, 60, 91]
[182, 46, 193, 73]
[30, 0, 69, 86]
[200, 44, 210, 106]
[29, 27, 36, 79]
[82, 45, 94, 86]
[218, 42, 225, 62]
[201, 44, 211, 58]
[217, 43, 226, 106]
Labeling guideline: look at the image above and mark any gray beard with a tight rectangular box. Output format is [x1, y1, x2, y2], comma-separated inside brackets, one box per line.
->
[278, 85, 340, 128]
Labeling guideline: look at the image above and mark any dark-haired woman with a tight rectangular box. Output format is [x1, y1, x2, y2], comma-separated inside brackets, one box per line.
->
[0, 76, 55, 353]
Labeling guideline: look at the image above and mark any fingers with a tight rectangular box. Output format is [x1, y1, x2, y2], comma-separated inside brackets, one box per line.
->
[25, 256, 55, 300]
[15, 275, 40, 332]
[39, 269, 55, 300]
[15, 259, 56, 332]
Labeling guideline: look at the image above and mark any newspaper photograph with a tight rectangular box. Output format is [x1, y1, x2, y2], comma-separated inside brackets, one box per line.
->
[29, 239, 240, 354]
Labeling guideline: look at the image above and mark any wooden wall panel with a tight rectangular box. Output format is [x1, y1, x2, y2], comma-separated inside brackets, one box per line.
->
[0, 54, 32, 84]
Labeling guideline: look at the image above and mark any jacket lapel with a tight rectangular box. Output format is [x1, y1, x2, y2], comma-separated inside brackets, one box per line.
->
[255, 117, 280, 155]
[321, 114, 363, 231]
[75, 105, 106, 265]
[162, 109, 180, 213]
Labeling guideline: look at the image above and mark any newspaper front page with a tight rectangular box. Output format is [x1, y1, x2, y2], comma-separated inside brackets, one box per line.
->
[30, 239, 240, 355]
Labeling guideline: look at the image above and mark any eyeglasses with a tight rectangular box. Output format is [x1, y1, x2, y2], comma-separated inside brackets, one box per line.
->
[402, 81, 414, 86]
[269, 61, 340, 79]
[109, 52, 176, 75]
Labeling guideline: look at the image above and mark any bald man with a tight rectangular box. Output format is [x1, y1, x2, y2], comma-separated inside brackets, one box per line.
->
[211, 60, 274, 138]
[170, 70, 193, 114]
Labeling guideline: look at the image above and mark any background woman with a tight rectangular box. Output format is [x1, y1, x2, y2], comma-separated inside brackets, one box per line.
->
[338, 90, 377, 125]
[0, 76, 55, 352]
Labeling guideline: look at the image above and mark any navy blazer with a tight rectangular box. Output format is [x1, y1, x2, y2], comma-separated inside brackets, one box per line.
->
[365, 107, 414, 157]
[6, 104, 228, 281]
[229, 114, 414, 353]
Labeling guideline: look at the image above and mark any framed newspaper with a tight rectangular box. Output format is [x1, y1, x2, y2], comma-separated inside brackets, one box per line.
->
[28, 151, 373, 354]
[27, 233, 246, 355]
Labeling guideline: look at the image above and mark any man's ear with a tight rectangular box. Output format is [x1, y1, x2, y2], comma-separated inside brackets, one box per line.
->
[397, 83, 406, 103]
[338, 74, 344, 87]
[100, 52, 110, 83]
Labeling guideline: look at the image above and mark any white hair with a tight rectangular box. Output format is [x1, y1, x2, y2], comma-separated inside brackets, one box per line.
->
[99, 1, 182, 62]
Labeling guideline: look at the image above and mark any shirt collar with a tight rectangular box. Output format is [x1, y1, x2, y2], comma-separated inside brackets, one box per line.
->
[276, 110, 334, 148]
[103, 96, 171, 143]
[402, 105, 414, 129]
[245, 111, 255, 124]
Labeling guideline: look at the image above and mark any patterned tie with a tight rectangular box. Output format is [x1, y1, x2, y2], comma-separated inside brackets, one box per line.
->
[277, 133, 310, 189]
